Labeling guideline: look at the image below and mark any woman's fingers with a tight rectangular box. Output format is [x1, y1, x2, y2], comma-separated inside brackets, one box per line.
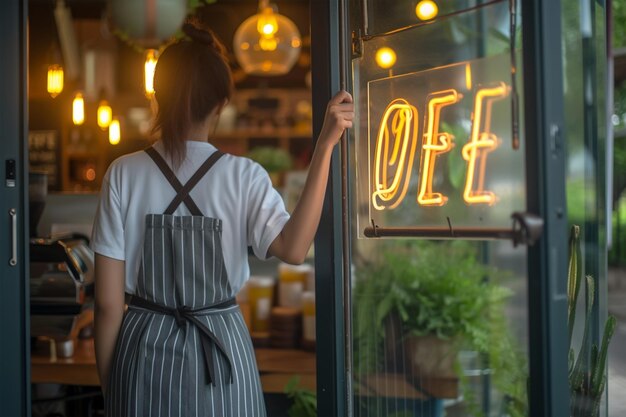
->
[330, 90, 353, 104]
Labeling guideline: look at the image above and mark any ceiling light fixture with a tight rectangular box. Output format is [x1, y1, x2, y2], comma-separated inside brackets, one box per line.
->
[144, 49, 158, 98]
[47, 64, 64, 98]
[109, 117, 121, 145]
[233, 0, 301, 76]
[72, 92, 85, 125]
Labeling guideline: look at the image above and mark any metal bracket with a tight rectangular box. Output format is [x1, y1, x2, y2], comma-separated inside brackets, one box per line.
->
[510, 211, 544, 246]
[352, 30, 363, 58]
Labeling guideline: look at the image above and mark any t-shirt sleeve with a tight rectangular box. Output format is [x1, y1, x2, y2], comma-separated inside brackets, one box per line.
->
[91, 167, 125, 260]
[246, 164, 290, 259]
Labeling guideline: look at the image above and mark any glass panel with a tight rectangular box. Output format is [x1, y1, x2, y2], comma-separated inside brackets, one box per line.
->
[352, 2, 525, 237]
[349, 2, 529, 416]
[561, 1, 612, 416]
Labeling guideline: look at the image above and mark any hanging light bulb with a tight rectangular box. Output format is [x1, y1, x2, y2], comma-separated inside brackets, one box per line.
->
[97, 100, 112, 130]
[109, 118, 121, 145]
[47, 64, 64, 98]
[257, 7, 278, 37]
[233, 1, 301, 76]
[416, 0, 438, 21]
[375, 47, 397, 69]
[72, 92, 85, 125]
[144, 49, 158, 98]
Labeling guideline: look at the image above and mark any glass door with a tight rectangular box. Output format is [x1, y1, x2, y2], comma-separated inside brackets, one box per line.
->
[349, 2, 534, 416]
[311, 0, 583, 416]
[312, 0, 610, 415]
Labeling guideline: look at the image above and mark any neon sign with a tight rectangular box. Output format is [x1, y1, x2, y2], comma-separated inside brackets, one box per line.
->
[372, 83, 510, 211]
[462, 82, 508, 205]
[372, 99, 419, 210]
[417, 89, 462, 206]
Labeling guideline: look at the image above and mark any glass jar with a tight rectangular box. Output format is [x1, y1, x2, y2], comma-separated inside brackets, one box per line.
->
[248, 276, 275, 332]
[278, 263, 313, 309]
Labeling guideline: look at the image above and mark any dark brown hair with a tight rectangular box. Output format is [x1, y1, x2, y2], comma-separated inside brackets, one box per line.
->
[152, 20, 233, 167]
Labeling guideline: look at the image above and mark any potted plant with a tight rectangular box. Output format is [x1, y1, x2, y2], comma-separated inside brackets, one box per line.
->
[247, 146, 293, 187]
[284, 376, 316, 417]
[567, 225, 617, 417]
[353, 240, 527, 416]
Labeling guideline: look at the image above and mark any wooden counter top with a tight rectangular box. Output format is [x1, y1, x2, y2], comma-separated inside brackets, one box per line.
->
[31, 338, 316, 394]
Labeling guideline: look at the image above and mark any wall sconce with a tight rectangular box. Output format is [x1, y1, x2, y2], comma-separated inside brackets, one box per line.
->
[97, 100, 112, 130]
[47, 64, 64, 98]
[375, 47, 397, 69]
[416, 0, 438, 21]
[233, 0, 301, 76]
[109, 117, 121, 145]
[72, 92, 85, 125]
[144, 49, 158, 98]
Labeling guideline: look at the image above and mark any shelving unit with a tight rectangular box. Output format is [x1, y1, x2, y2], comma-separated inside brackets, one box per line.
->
[60, 124, 109, 193]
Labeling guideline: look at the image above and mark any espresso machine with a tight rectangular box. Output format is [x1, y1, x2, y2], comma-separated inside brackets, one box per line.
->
[29, 172, 94, 356]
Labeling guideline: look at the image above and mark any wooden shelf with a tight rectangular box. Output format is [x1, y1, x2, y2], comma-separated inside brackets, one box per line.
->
[31, 338, 316, 393]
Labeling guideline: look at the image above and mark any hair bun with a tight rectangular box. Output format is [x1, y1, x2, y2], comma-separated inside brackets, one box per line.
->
[182, 22, 216, 47]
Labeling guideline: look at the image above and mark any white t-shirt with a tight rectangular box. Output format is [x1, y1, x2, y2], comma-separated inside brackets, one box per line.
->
[91, 140, 290, 294]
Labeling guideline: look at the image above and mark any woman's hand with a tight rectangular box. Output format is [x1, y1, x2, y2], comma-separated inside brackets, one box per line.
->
[317, 90, 354, 149]
[268, 90, 354, 264]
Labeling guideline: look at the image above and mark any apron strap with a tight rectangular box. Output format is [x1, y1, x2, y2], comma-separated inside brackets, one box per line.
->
[128, 295, 236, 386]
[144, 146, 224, 216]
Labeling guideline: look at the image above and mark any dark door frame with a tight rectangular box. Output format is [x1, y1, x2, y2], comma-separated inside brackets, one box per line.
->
[522, 0, 571, 415]
[310, 0, 349, 415]
[0, 0, 30, 416]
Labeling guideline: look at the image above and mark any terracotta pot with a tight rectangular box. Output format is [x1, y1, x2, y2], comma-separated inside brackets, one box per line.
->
[383, 314, 458, 378]
[403, 335, 458, 378]
[382, 317, 460, 398]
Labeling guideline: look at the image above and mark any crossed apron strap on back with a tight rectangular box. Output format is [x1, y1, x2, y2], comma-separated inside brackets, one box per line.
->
[128, 295, 236, 386]
[145, 146, 224, 216]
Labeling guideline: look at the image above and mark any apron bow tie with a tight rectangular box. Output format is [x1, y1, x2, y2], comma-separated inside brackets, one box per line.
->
[129, 295, 235, 386]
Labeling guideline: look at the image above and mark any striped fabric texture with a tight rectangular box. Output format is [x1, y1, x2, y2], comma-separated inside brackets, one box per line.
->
[105, 214, 266, 416]
[105, 149, 267, 416]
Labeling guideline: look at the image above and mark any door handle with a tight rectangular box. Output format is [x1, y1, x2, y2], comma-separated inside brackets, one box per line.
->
[9, 208, 17, 266]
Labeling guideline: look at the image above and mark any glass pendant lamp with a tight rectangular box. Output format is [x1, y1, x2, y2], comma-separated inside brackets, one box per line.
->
[233, 0, 301, 76]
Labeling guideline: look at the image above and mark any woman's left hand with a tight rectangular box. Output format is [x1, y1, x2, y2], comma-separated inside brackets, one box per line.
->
[317, 90, 354, 149]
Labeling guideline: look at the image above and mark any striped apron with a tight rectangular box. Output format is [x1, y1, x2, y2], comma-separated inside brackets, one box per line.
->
[105, 147, 266, 417]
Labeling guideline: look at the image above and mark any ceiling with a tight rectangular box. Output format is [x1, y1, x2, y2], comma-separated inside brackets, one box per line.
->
[28, 0, 312, 101]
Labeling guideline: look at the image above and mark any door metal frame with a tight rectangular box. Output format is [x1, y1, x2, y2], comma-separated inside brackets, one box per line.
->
[313, 0, 575, 415]
[521, 0, 571, 415]
[311, 0, 348, 416]
[0, 0, 30, 416]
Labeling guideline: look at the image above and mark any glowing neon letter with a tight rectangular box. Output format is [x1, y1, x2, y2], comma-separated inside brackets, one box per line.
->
[417, 89, 462, 206]
[372, 99, 419, 210]
[462, 82, 509, 205]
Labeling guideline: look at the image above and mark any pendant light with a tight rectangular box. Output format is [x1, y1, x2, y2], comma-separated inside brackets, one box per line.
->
[72, 92, 85, 125]
[47, 64, 64, 98]
[233, 0, 301, 76]
[47, 44, 64, 98]
[109, 117, 121, 145]
[144, 49, 158, 98]
[97, 89, 112, 130]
